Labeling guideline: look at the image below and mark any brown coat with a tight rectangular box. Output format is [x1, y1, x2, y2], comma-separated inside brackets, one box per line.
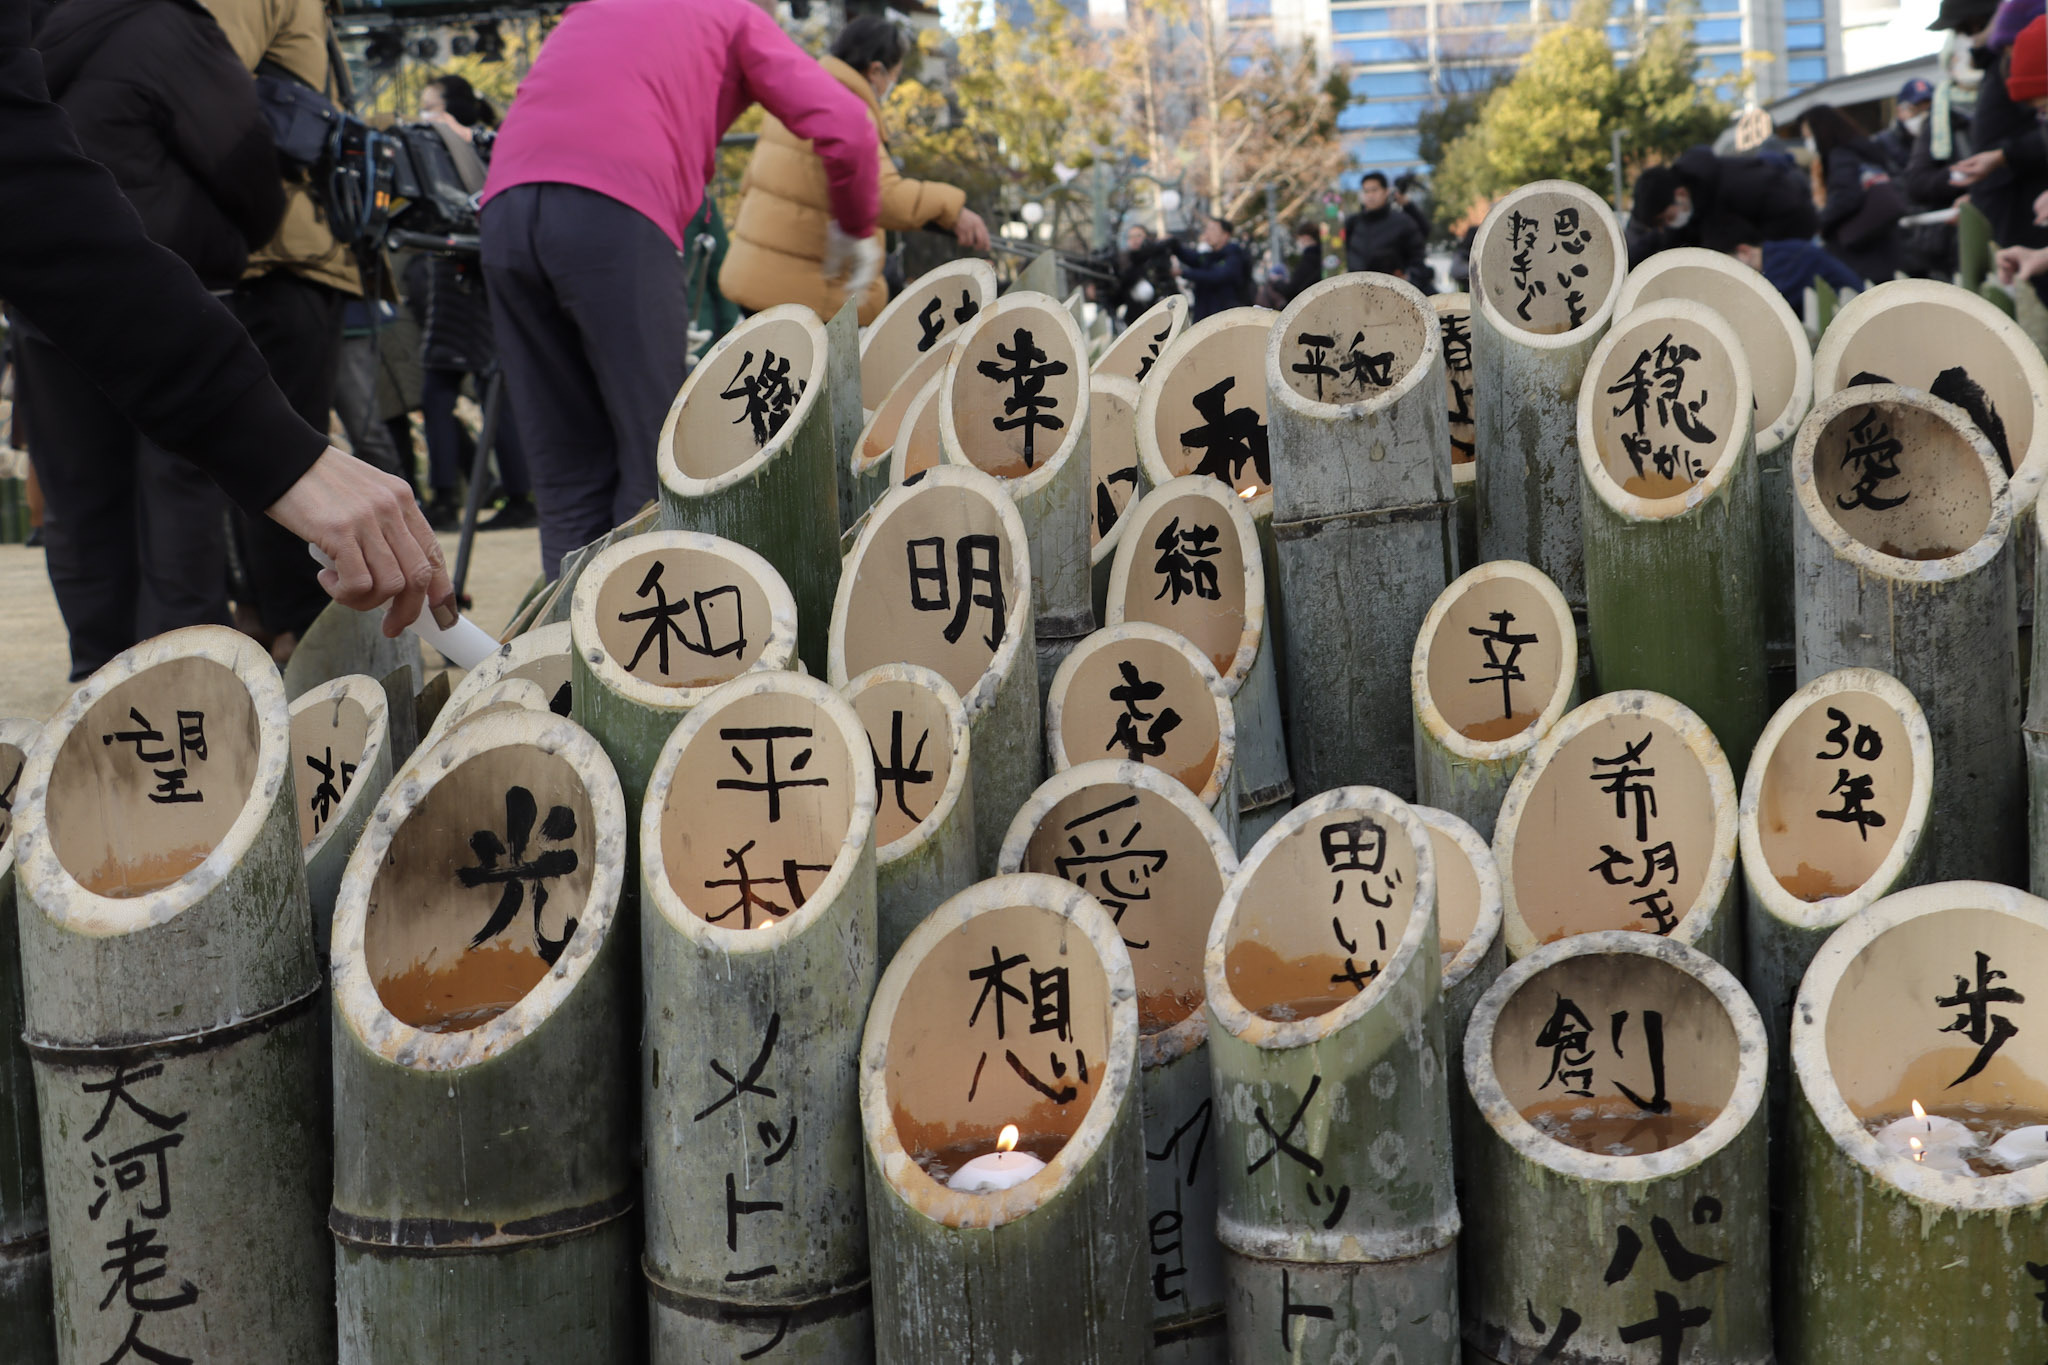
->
[719, 55, 965, 325]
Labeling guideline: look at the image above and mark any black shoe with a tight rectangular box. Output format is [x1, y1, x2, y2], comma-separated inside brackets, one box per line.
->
[479, 495, 538, 530]
[423, 493, 461, 532]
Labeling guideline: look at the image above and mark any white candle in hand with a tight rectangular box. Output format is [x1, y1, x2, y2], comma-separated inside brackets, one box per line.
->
[1874, 1100, 1976, 1173]
[1989, 1125, 2048, 1172]
[946, 1124, 1046, 1193]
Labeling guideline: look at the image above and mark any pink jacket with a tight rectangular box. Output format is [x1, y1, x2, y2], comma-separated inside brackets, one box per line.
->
[481, 0, 880, 249]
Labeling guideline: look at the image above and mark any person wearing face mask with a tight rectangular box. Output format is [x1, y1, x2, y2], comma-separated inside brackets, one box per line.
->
[1904, 0, 1996, 227]
[720, 15, 989, 325]
[1877, 78, 1934, 169]
[1807, 104, 1907, 286]
[1625, 146, 1818, 266]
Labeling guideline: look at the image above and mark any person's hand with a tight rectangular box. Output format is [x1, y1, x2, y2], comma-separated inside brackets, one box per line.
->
[2033, 188, 2048, 225]
[1997, 243, 2048, 284]
[1733, 243, 1763, 270]
[266, 447, 454, 638]
[419, 108, 475, 143]
[1949, 149, 2006, 186]
[953, 207, 990, 253]
[823, 222, 883, 297]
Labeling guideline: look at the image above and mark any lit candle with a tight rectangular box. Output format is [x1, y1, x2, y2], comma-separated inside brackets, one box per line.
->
[1874, 1100, 1976, 1173]
[945, 1124, 1046, 1193]
[1988, 1125, 2048, 1172]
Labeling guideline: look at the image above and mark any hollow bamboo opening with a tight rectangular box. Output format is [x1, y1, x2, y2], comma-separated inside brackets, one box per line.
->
[1582, 305, 1748, 509]
[587, 542, 781, 691]
[1088, 375, 1141, 556]
[1417, 563, 1574, 751]
[1138, 309, 1277, 503]
[1471, 181, 1623, 341]
[0, 730, 28, 852]
[1108, 480, 1258, 685]
[941, 298, 1088, 483]
[438, 622, 573, 744]
[1805, 395, 1995, 563]
[1092, 294, 1185, 385]
[441, 678, 551, 734]
[1434, 293, 1476, 469]
[288, 685, 376, 850]
[846, 666, 966, 855]
[1419, 810, 1487, 971]
[889, 373, 947, 486]
[857, 339, 959, 478]
[1269, 274, 1432, 409]
[859, 259, 998, 410]
[665, 309, 824, 485]
[1049, 627, 1230, 808]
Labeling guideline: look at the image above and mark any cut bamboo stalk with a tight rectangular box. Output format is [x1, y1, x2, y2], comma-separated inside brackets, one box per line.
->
[1267, 271, 1456, 799]
[377, 664, 422, 768]
[859, 258, 1000, 410]
[860, 873, 1146, 1363]
[1411, 803, 1504, 1080]
[1738, 667, 1932, 1130]
[940, 292, 1094, 693]
[1460, 930, 1771, 1365]
[288, 673, 393, 949]
[1614, 246, 1814, 659]
[1093, 294, 1188, 386]
[640, 671, 878, 1362]
[329, 709, 637, 1363]
[2033, 508, 2048, 896]
[826, 295, 866, 530]
[569, 530, 799, 825]
[531, 503, 662, 630]
[15, 625, 332, 1363]
[853, 337, 959, 524]
[1409, 559, 1578, 840]
[1045, 623, 1238, 841]
[431, 677, 551, 737]
[1007, 249, 1065, 299]
[1791, 385, 2022, 884]
[1106, 475, 1292, 852]
[434, 622, 575, 748]
[830, 465, 1039, 875]
[1433, 293, 1480, 572]
[1087, 374, 1142, 627]
[1204, 787, 1458, 1363]
[658, 304, 838, 676]
[1578, 298, 1769, 774]
[1782, 880, 2048, 1364]
[842, 663, 977, 967]
[886, 372, 947, 488]
[998, 759, 1239, 1359]
[281, 599, 424, 699]
[1494, 690, 1739, 967]
[1469, 180, 1629, 605]
[0, 716, 53, 1365]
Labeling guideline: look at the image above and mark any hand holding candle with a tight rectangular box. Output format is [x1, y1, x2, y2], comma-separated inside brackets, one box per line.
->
[945, 1124, 1046, 1193]
[1874, 1100, 1976, 1173]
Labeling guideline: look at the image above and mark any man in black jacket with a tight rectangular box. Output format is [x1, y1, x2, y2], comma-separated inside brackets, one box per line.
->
[1343, 172, 1427, 281]
[1627, 146, 1819, 265]
[1170, 216, 1252, 322]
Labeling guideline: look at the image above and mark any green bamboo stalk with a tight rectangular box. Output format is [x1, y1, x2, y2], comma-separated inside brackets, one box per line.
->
[0, 715, 52, 1365]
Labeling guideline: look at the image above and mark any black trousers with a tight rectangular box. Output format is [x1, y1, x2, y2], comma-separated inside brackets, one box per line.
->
[228, 269, 345, 638]
[481, 183, 689, 578]
[14, 331, 230, 681]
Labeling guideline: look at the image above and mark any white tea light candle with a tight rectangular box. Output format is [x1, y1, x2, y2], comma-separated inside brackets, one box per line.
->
[1989, 1125, 2048, 1172]
[1874, 1101, 1975, 1172]
[946, 1125, 1046, 1193]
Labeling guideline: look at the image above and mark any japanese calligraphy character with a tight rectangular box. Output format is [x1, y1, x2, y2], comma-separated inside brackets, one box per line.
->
[1536, 995, 1596, 1096]
[1835, 406, 1908, 512]
[916, 296, 947, 352]
[717, 727, 829, 823]
[1280, 1269, 1334, 1350]
[720, 348, 806, 447]
[1180, 375, 1271, 489]
[1105, 660, 1182, 762]
[456, 786, 580, 964]
[1816, 707, 1884, 761]
[1505, 210, 1543, 321]
[975, 326, 1067, 467]
[1609, 1008, 1670, 1113]
[1051, 794, 1168, 950]
[701, 840, 831, 928]
[617, 562, 746, 675]
[1590, 733, 1658, 843]
[967, 946, 1030, 1040]
[905, 534, 1006, 650]
[1937, 950, 2024, 1087]
[693, 1013, 781, 1121]
[869, 710, 933, 824]
[81, 1065, 186, 1143]
[1815, 769, 1885, 840]
[303, 746, 356, 835]
[1291, 331, 1340, 402]
[98, 1220, 198, 1314]
[1336, 331, 1397, 391]
[1150, 517, 1221, 606]
[1469, 609, 1538, 719]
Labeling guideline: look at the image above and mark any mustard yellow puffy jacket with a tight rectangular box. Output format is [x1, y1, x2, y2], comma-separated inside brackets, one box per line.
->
[720, 56, 966, 325]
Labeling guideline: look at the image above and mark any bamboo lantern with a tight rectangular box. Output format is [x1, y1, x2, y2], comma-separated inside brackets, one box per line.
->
[1093, 293, 1188, 386]
[1204, 788, 1457, 1362]
[830, 464, 1038, 874]
[1494, 690, 1739, 967]
[1106, 474, 1292, 851]
[860, 259, 1001, 410]
[15, 625, 332, 1362]
[859, 873, 1146, 1363]
[1433, 293, 1480, 570]
[0, 716, 53, 1365]
[640, 671, 879, 1361]
[826, 296, 866, 530]
[998, 759, 1239, 1360]
[1045, 622, 1238, 841]
[1460, 931, 1771, 1365]
[329, 709, 637, 1361]
[853, 338, 959, 523]
[1007, 248, 1065, 298]
[1612, 246, 1813, 658]
[528, 503, 662, 631]
[1738, 667, 1932, 1126]
[288, 673, 393, 947]
[940, 292, 1094, 692]
[1578, 298, 1769, 773]
[887, 372, 948, 489]
[1791, 385, 2022, 885]
[428, 677, 551, 740]
[1412, 803, 1504, 1079]
[569, 530, 799, 824]
[1782, 880, 2048, 1364]
[843, 663, 977, 967]
[1087, 373, 1142, 626]
[1409, 559, 1577, 840]
[1469, 180, 1629, 604]
[433, 624, 575, 753]
[1267, 271, 1455, 800]
[658, 304, 838, 676]
[281, 600, 425, 699]
[2033, 509, 2048, 896]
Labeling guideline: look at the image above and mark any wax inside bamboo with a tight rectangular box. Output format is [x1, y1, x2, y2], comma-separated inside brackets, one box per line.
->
[589, 544, 778, 689]
[1755, 688, 1912, 902]
[1424, 572, 1570, 744]
[668, 314, 818, 479]
[1807, 398, 1993, 562]
[290, 692, 372, 848]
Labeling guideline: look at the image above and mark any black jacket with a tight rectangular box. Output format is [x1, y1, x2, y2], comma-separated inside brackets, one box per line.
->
[0, 0, 324, 513]
[1669, 146, 1819, 253]
[1104, 237, 1177, 325]
[1280, 242, 1322, 304]
[1818, 141, 1903, 285]
[35, 0, 283, 290]
[1342, 203, 1424, 278]
[1172, 238, 1251, 322]
[1904, 103, 1976, 207]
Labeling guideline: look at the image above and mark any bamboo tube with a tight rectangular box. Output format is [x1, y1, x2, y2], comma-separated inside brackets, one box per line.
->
[431, 678, 551, 741]
[1613, 246, 1814, 659]
[1469, 180, 1629, 605]
[1087, 373, 1142, 627]
[997, 759, 1239, 1360]
[1204, 787, 1458, 1363]
[1411, 803, 1504, 1078]
[1105, 474, 1292, 851]
[1494, 690, 1740, 967]
[852, 337, 959, 524]
[1578, 298, 1769, 773]
[1045, 622, 1237, 841]
[1790, 385, 2022, 885]
[1782, 880, 2048, 1364]
[14, 625, 332, 1362]
[329, 709, 637, 1362]
[658, 304, 838, 676]
[1738, 667, 1933, 1129]
[940, 292, 1094, 690]
[530, 502, 662, 631]
[1433, 293, 1480, 571]
[859, 873, 1146, 1363]
[1266, 271, 1455, 800]
[569, 530, 799, 823]
[640, 671, 879, 1362]
[1093, 294, 1188, 386]
[859, 258, 1001, 410]
[2032, 509, 2048, 895]
[434, 622, 575, 747]
[843, 663, 977, 967]
[288, 673, 394, 948]
[0, 716, 53, 1365]
[1460, 931, 1771, 1365]
[886, 372, 947, 488]
[1409, 559, 1577, 840]
[281, 599, 424, 699]
[1007, 249, 1064, 298]
[377, 663, 422, 768]
[825, 295, 866, 530]
[830, 465, 1039, 875]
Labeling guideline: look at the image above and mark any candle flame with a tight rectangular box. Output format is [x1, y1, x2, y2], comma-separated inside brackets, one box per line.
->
[1909, 1136, 1926, 1162]
[997, 1124, 1019, 1153]
[1911, 1099, 1928, 1123]
[1239, 485, 1260, 501]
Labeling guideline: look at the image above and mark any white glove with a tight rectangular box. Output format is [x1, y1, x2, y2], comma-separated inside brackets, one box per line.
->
[824, 222, 883, 298]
